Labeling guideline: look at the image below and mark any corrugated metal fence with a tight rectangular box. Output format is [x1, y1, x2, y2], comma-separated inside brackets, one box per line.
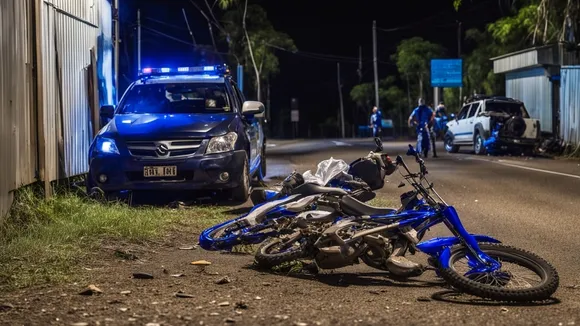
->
[560, 66, 580, 145]
[505, 67, 553, 133]
[0, 0, 38, 218]
[0, 0, 112, 221]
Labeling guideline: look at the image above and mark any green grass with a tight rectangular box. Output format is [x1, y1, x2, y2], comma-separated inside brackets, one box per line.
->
[560, 143, 580, 160]
[0, 187, 226, 291]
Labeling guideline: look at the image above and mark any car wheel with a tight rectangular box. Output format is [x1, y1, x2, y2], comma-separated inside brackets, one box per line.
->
[473, 133, 486, 155]
[444, 134, 460, 153]
[229, 158, 250, 203]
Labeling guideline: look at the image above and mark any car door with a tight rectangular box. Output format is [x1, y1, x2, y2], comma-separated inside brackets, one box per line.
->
[453, 103, 475, 143]
[230, 81, 259, 170]
[464, 102, 481, 143]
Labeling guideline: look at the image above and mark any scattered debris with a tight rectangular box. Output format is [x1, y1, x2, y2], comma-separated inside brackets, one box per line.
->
[235, 302, 248, 310]
[254, 296, 262, 300]
[119, 308, 129, 312]
[416, 296, 431, 302]
[262, 282, 272, 286]
[79, 285, 103, 296]
[191, 260, 212, 266]
[162, 268, 169, 274]
[0, 303, 14, 312]
[114, 250, 138, 260]
[225, 318, 236, 323]
[120, 290, 131, 295]
[175, 291, 194, 298]
[275, 315, 290, 320]
[179, 246, 198, 250]
[215, 276, 232, 284]
[369, 290, 380, 295]
[565, 284, 580, 289]
[171, 273, 185, 278]
[108, 299, 123, 304]
[218, 302, 230, 307]
[294, 322, 308, 326]
[70, 323, 89, 326]
[209, 312, 220, 316]
[145, 323, 161, 326]
[133, 272, 154, 279]
[501, 307, 509, 313]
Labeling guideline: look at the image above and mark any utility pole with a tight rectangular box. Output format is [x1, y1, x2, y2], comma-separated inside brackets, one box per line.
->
[358, 45, 362, 83]
[113, 0, 119, 102]
[137, 9, 141, 72]
[337, 63, 345, 139]
[372, 21, 379, 108]
[458, 21, 462, 106]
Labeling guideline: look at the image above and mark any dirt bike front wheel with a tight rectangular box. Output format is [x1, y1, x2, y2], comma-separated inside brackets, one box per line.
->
[437, 243, 559, 302]
[254, 234, 309, 269]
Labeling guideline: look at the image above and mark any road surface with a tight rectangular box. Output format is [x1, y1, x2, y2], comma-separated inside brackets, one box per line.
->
[2, 138, 580, 325]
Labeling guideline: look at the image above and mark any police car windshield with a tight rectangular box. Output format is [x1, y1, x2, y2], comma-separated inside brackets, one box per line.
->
[486, 102, 529, 118]
[119, 83, 232, 114]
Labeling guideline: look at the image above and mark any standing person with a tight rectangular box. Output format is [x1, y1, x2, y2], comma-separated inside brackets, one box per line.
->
[370, 106, 383, 139]
[428, 103, 438, 158]
[408, 98, 434, 157]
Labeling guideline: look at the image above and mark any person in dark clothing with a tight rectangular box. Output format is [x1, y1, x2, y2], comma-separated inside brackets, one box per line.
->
[428, 103, 438, 158]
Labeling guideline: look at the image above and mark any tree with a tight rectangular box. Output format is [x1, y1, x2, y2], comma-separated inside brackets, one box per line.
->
[463, 28, 504, 96]
[220, 3, 296, 102]
[391, 37, 445, 101]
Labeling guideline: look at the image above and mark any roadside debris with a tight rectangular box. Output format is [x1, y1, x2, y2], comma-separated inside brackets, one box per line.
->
[501, 307, 509, 313]
[114, 250, 138, 260]
[416, 296, 431, 302]
[79, 285, 103, 296]
[225, 318, 236, 323]
[132, 272, 154, 279]
[171, 273, 185, 278]
[120, 290, 131, 295]
[218, 301, 230, 307]
[0, 303, 14, 312]
[179, 245, 198, 250]
[215, 276, 232, 284]
[175, 291, 194, 298]
[191, 260, 212, 265]
[235, 301, 248, 310]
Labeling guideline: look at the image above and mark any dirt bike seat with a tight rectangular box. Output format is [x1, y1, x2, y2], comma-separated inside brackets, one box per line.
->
[291, 183, 349, 197]
[340, 195, 396, 216]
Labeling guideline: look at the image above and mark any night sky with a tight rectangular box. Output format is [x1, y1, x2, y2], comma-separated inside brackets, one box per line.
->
[119, 0, 504, 136]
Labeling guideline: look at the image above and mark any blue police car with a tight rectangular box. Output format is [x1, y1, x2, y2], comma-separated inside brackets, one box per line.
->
[88, 65, 266, 202]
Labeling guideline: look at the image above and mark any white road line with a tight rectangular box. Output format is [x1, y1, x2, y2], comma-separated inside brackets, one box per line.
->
[332, 141, 351, 147]
[487, 160, 580, 180]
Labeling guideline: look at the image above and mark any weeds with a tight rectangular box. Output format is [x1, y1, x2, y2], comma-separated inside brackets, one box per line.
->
[0, 187, 225, 291]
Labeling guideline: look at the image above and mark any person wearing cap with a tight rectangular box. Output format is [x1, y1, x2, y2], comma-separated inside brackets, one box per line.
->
[408, 98, 434, 157]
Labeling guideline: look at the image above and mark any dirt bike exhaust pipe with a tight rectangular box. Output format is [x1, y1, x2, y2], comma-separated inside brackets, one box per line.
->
[351, 222, 400, 240]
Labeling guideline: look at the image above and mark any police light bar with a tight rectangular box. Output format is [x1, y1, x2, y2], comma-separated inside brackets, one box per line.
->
[139, 65, 229, 77]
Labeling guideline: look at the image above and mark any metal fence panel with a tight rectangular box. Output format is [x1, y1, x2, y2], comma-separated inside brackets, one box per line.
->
[505, 67, 553, 133]
[560, 66, 580, 144]
[0, 0, 37, 219]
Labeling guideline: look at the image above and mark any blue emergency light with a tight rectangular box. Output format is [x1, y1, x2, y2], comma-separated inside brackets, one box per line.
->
[138, 64, 229, 78]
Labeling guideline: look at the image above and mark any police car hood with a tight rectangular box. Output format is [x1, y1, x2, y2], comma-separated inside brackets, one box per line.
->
[108, 113, 238, 139]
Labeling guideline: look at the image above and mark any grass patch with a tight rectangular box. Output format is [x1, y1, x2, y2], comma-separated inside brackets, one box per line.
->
[368, 196, 397, 208]
[0, 187, 227, 291]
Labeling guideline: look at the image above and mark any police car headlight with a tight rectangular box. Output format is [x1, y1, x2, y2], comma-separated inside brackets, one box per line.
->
[96, 137, 120, 155]
[206, 132, 238, 154]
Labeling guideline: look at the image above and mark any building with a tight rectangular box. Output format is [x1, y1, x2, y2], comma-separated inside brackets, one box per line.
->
[0, 0, 115, 219]
[490, 43, 580, 135]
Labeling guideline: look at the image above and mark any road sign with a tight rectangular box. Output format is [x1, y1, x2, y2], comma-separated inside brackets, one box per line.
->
[430, 59, 463, 88]
[291, 110, 299, 122]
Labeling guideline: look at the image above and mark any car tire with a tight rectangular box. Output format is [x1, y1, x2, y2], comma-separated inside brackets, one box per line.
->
[444, 133, 460, 153]
[473, 133, 486, 155]
[229, 157, 250, 203]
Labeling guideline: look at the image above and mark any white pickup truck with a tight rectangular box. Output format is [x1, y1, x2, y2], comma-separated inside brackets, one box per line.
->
[444, 95, 541, 155]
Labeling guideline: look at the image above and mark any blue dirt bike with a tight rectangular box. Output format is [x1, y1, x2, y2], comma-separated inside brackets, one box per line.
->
[198, 139, 397, 251]
[254, 144, 559, 302]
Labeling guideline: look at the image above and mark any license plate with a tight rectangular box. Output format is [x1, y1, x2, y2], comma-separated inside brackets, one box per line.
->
[143, 166, 177, 177]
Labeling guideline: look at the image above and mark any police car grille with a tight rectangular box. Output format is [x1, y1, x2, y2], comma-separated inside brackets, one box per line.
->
[126, 140, 203, 158]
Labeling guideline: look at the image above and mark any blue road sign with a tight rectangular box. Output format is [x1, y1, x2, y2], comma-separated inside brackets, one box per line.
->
[430, 59, 463, 87]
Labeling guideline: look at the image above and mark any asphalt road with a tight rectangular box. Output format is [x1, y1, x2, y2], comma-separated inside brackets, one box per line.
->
[265, 138, 580, 323]
[2, 138, 580, 326]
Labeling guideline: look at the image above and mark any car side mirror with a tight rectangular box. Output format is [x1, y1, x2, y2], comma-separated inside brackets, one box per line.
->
[100, 105, 115, 119]
[241, 101, 265, 117]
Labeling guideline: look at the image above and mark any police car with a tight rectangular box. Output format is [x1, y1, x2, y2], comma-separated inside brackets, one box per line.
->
[88, 64, 266, 202]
